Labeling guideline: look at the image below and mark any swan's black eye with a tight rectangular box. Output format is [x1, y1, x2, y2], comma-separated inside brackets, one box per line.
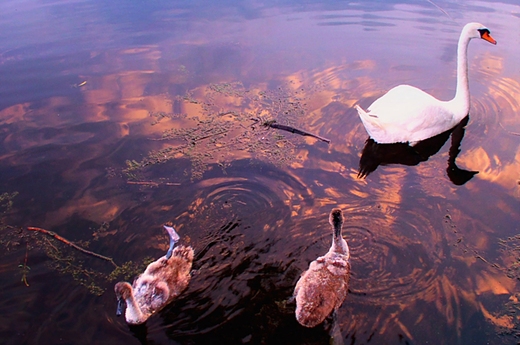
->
[478, 28, 490, 38]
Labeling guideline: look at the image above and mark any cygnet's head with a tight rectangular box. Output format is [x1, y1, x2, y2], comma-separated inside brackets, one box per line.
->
[329, 208, 344, 229]
[114, 282, 132, 316]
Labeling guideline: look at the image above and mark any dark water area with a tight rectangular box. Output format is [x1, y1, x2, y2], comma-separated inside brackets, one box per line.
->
[1, 0, 520, 344]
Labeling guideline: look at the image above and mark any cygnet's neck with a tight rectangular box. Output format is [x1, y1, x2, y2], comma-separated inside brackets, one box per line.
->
[332, 223, 349, 256]
[125, 289, 147, 324]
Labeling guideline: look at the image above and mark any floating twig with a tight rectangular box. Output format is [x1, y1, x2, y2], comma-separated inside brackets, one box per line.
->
[424, 0, 454, 21]
[474, 250, 490, 264]
[72, 80, 87, 88]
[153, 129, 228, 142]
[127, 181, 181, 187]
[253, 118, 330, 144]
[27, 227, 118, 268]
[19, 242, 30, 287]
[498, 121, 520, 136]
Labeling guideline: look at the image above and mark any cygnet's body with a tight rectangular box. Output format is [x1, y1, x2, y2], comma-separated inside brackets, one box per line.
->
[294, 208, 351, 328]
[114, 226, 194, 325]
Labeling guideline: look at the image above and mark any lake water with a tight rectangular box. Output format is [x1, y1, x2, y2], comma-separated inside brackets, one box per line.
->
[1, 0, 520, 344]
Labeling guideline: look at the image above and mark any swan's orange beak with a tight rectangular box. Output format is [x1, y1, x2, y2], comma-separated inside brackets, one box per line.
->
[481, 31, 497, 45]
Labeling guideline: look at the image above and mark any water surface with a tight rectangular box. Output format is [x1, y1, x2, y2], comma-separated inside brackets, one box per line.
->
[1, 0, 520, 344]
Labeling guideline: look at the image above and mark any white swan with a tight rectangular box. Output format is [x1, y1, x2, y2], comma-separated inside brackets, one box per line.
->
[293, 208, 351, 328]
[114, 225, 194, 325]
[355, 22, 496, 144]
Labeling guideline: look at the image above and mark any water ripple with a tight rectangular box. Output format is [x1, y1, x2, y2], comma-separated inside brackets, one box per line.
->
[118, 160, 314, 339]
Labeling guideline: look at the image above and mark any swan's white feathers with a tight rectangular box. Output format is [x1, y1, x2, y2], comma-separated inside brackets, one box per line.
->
[355, 23, 496, 144]
[357, 85, 457, 143]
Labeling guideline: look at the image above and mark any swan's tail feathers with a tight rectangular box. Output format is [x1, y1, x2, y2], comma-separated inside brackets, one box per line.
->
[172, 245, 195, 263]
[355, 104, 385, 138]
[164, 225, 181, 259]
[354, 104, 366, 116]
[355, 104, 378, 119]
[355, 104, 378, 117]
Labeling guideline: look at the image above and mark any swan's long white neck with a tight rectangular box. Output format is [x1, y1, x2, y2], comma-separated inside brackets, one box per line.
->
[451, 29, 472, 119]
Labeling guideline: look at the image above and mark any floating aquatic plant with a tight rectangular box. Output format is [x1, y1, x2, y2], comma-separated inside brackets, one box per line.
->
[122, 81, 320, 181]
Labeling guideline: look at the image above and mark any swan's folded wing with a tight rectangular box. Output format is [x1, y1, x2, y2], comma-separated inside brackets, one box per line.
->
[360, 85, 458, 143]
[367, 85, 441, 124]
[355, 105, 388, 141]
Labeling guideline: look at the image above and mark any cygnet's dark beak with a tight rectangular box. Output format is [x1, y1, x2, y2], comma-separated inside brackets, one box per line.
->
[116, 297, 126, 316]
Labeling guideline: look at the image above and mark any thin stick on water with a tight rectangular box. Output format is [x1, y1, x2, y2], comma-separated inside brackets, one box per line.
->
[27, 227, 119, 268]
[252, 118, 331, 144]
[499, 121, 520, 136]
[424, 0, 455, 21]
[268, 122, 331, 144]
[19, 242, 30, 287]
[127, 181, 181, 187]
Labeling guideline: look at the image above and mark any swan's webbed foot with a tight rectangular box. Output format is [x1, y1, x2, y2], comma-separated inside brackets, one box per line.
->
[447, 164, 478, 185]
[163, 225, 180, 259]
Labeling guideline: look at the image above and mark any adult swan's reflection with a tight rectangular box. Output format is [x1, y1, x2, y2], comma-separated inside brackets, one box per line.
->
[358, 116, 478, 185]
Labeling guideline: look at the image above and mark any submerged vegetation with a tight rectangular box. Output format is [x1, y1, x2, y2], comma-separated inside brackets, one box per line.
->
[0, 193, 156, 296]
[0, 192, 21, 250]
[36, 226, 154, 296]
[488, 234, 520, 337]
[500, 234, 520, 282]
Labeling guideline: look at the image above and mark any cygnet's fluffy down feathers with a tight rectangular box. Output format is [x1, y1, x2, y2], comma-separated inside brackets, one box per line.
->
[115, 238, 194, 325]
[294, 208, 351, 328]
[294, 252, 350, 327]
